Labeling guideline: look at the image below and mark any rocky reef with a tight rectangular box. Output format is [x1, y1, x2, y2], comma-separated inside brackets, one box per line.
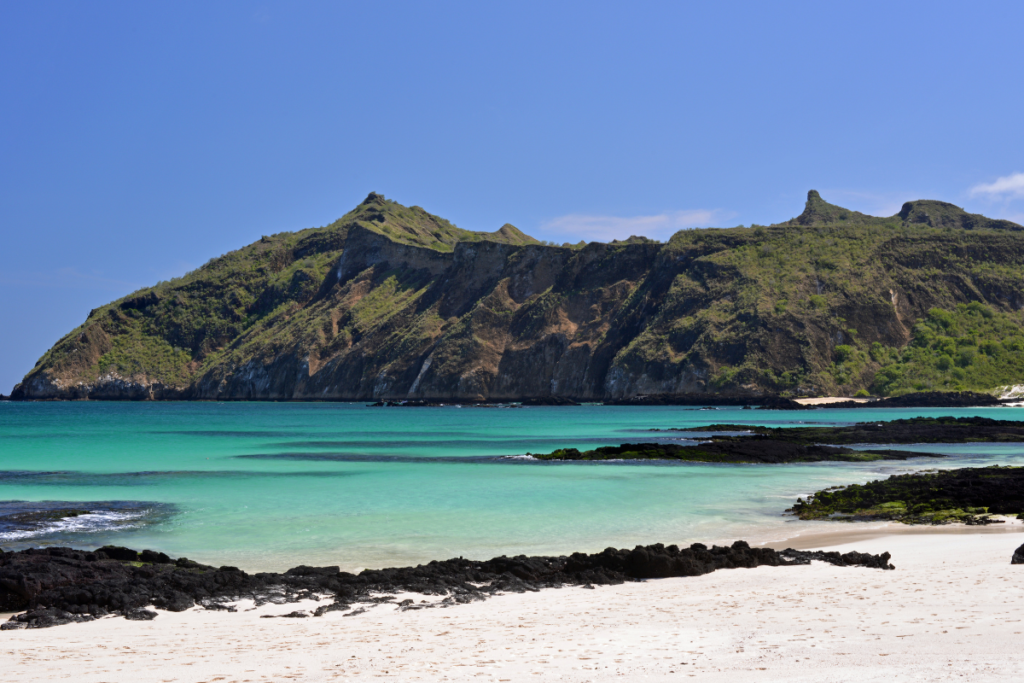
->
[1, 541, 894, 629]
[789, 466, 1024, 524]
[669, 416, 1024, 445]
[528, 440, 941, 464]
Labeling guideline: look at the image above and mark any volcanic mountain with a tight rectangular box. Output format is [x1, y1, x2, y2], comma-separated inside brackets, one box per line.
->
[14, 191, 1024, 400]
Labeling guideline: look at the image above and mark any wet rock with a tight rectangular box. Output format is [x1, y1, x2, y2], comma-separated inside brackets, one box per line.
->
[521, 397, 579, 406]
[791, 466, 1024, 524]
[530, 440, 941, 464]
[675, 416, 1024, 447]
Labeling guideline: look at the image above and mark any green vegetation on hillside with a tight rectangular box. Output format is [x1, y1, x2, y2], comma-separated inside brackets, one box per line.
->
[869, 304, 1024, 395]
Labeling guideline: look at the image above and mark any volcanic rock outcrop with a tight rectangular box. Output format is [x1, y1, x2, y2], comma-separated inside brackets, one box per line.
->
[1, 542, 893, 629]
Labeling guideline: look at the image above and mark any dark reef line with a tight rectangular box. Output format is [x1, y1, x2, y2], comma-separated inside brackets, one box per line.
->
[528, 441, 941, 464]
[1, 542, 894, 630]
[666, 416, 1024, 445]
[531, 416, 1024, 464]
[790, 466, 1024, 525]
[4, 390, 1012, 409]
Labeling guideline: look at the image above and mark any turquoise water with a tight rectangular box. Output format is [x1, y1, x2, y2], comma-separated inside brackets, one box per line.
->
[2, 401, 1024, 572]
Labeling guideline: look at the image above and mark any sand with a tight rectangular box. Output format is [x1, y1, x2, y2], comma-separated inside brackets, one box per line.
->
[793, 396, 871, 405]
[4, 530, 1024, 682]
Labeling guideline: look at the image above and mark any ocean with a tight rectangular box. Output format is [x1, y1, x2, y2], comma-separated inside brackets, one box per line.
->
[2, 401, 1023, 572]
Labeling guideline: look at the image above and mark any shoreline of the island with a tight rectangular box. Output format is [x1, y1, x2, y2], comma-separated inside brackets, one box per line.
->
[4, 528, 1023, 681]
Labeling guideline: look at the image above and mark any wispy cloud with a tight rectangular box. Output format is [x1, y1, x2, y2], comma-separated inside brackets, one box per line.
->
[539, 209, 722, 243]
[970, 173, 1024, 198]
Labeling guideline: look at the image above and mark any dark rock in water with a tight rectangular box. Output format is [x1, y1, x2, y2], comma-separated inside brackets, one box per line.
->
[0, 508, 93, 525]
[530, 440, 943, 464]
[0, 541, 896, 629]
[521, 396, 579, 406]
[791, 466, 1024, 524]
[755, 396, 815, 410]
[605, 394, 764, 406]
[1012, 543, 1024, 565]
[829, 391, 1001, 409]
[674, 416, 1024, 446]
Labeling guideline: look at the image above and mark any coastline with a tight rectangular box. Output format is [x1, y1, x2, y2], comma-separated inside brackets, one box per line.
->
[755, 515, 1024, 551]
[4, 526, 1024, 681]
[793, 396, 870, 405]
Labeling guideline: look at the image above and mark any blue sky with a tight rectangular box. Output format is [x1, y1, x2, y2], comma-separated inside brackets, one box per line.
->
[2, 1, 1023, 393]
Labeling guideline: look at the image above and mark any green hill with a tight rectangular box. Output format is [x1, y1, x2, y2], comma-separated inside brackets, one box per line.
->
[13, 190, 1024, 400]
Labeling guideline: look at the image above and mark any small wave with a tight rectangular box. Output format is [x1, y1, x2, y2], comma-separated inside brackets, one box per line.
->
[0, 509, 148, 542]
[0, 500, 176, 548]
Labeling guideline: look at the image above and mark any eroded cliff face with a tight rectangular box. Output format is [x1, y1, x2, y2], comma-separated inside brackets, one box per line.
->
[13, 191, 1024, 400]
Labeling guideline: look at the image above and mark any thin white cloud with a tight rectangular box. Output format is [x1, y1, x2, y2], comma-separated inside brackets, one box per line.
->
[970, 173, 1024, 198]
[540, 209, 721, 243]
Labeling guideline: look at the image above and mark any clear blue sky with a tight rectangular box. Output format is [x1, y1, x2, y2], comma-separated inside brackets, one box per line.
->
[2, 1, 1023, 393]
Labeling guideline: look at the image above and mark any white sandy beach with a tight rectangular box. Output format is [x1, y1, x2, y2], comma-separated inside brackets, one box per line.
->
[4, 528, 1024, 682]
[793, 397, 871, 405]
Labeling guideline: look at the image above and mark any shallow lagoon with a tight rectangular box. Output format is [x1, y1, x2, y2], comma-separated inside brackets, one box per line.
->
[2, 401, 1023, 571]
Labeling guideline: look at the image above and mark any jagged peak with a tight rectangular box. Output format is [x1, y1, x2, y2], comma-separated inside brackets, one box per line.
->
[340, 194, 541, 250]
[780, 190, 872, 227]
[774, 190, 1022, 231]
[897, 199, 1023, 231]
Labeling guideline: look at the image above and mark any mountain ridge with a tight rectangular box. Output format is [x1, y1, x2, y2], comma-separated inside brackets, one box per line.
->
[13, 191, 1024, 401]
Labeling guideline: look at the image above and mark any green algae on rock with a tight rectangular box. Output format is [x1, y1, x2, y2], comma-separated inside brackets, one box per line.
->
[789, 466, 1024, 524]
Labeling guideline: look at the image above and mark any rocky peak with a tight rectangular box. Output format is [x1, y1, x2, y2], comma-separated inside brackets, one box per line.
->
[898, 200, 1022, 231]
[787, 190, 871, 226]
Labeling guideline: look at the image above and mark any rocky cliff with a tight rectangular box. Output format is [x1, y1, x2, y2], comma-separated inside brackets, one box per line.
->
[13, 191, 1024, 400]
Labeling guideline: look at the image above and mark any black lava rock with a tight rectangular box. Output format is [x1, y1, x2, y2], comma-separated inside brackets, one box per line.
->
[1013, 542, 1024, 565]
[1, 541, 896, 629]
